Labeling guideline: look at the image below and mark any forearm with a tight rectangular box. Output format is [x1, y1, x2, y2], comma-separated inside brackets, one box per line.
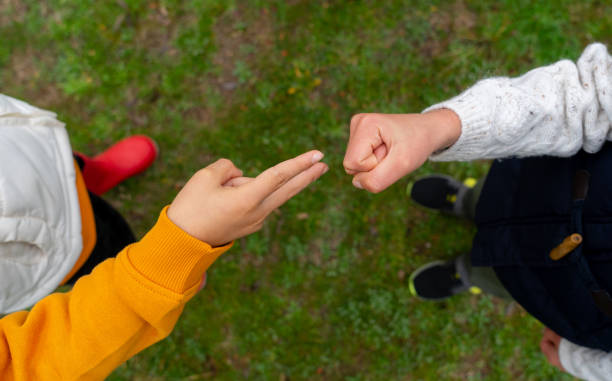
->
[559, 339, 612, 381]
[425, 43, 612, 161]
[0, 207, 230, 380]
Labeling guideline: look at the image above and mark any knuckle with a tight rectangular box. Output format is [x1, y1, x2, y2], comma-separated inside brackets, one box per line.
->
[342, 157, 354, 168]
[310, 169, 323, 183]
[350, 113, 364, 126]
[216, 158, 234, 168]
[195, 168, 212, 179]
[269, 167, 288, 185]
[363, 177, 383, 193]
[359, 113, 382, 127]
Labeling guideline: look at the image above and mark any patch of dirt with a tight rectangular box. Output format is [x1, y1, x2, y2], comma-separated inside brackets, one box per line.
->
[0, 0, 28, 28]
[450, 349, 492, 380]
[429, 0, 477, 34]
[3, 49, 64, 109]
[134, 2, 177, 56]
[119, 3, 182, 128]
[422, 0, 477, 58]
[210, 6, 274, 94]
[175, 5, 276, 127]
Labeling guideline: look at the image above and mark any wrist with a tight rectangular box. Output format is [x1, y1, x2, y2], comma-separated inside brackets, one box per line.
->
[167, 204, 223, 246]
[126, 207, 232, 293]
[422, 108, 462, 153]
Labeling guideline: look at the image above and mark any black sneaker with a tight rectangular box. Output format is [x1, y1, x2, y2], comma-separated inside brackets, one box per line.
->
[408, 260, 478, 300]
[410, 174, 477, 217]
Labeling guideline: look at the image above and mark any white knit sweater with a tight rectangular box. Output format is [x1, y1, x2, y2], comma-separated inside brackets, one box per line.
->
[426, 43, 612, 381]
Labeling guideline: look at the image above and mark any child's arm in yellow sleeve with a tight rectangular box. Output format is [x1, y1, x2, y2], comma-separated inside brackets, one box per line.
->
[0, 151, 327, 380]
[0, 208, 230, 380]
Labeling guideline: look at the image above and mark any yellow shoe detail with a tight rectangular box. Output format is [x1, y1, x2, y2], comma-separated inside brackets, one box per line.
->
[446, 194, 457, 203]
[463, 178, 477, 188]
[408, 278, 417, 296]
[469, 286, 482, 295]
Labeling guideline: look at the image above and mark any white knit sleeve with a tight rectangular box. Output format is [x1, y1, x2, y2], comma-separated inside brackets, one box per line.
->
[425, 43, 612, 161]
[559, 338, 612, 381]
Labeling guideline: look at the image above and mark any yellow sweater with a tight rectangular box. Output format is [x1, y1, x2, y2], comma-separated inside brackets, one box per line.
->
[0, 207, 231, 380]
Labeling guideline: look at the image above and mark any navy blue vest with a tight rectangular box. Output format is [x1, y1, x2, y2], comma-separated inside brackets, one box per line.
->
[472, 144, 612, 351]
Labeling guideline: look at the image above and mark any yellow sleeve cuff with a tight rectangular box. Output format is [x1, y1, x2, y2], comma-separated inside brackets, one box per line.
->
[125, 206, 233, 294]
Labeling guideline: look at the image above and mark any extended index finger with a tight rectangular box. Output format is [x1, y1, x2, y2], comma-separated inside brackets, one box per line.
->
[247, 150, 324, 201]
[260, 162, 328, 212]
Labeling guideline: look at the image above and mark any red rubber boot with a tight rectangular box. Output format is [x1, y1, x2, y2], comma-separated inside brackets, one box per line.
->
[76, 135, 159, 195]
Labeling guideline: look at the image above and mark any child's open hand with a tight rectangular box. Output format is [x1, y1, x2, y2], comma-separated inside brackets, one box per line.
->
[167, 150, 327, 247]
[343, 109, 461, 193]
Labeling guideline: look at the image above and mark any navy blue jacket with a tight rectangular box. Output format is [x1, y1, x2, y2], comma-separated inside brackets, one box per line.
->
[472, 144, 612, 351]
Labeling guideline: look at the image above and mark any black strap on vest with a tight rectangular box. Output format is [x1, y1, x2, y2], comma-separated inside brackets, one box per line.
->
[568, 169, 612, 317]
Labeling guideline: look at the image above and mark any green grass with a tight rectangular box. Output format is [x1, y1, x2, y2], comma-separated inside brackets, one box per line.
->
[1, 0, 610, 379]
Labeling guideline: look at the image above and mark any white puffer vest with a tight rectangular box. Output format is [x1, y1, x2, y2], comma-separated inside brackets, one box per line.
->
[0, 94, 82, 313]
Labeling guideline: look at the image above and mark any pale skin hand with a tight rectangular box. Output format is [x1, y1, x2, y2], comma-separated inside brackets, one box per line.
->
[343, 111, 563, 373]
[343, 109, 462, 193]
[540, 327, 566, 372]
[167, 150, 328, 247]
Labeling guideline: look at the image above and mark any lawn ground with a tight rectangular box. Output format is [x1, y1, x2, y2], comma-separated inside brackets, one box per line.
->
[1, 1, 611, 380]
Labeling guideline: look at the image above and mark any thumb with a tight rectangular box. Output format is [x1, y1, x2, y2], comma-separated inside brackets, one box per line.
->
[224, 176, 253, 187]
[352, 147, 407, 193]
[373, 144, 388, 162]
[206, 158, 243, 185]
[346, 144, 387, 175]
